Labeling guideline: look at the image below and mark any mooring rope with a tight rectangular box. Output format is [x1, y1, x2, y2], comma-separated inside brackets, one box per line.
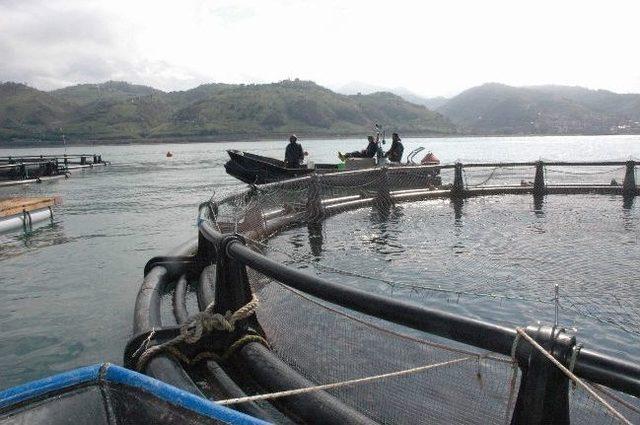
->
[135, 295, 260, 371]
[514, 328, 632, 425]
[465, 166, 500, 187]
[215, 356, 473, 405]
[593, 384, 640, 416]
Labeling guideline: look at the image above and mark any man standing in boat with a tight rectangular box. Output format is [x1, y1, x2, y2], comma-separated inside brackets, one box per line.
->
[284, 134, 306, 168]
[338, 135, 378, 161]
[384, 132, 404, 163]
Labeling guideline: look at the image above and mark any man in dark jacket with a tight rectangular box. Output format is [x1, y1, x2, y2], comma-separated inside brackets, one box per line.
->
[384, 133, 404, 162]
[284, 134, 305, 168]
[338, 136, 378, 161]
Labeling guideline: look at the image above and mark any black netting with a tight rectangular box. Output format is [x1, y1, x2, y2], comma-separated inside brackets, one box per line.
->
[197, 163, 639, 423]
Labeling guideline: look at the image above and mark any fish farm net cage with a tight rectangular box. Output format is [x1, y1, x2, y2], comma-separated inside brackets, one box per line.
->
[128, 160, 640, 424]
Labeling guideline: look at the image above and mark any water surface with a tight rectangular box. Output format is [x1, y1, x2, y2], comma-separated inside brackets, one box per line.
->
[0, 135, 639, 388]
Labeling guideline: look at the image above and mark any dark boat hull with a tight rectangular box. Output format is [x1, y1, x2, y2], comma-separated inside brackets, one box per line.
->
[224, 150, 340, 184]
[224, 150, 442, 186]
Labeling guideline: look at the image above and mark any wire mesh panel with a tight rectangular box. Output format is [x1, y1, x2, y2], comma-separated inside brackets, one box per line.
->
[462, 165, 536, 188]
[544, 164, 629, 186]
[198, 162, 640, 424]
[569, 384, 640, 424]
[247, 269, 518, 424]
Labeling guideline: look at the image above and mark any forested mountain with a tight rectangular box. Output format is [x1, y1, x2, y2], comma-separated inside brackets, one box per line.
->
[0, 80, 455, 142]
[437, 83, 640, 135]
[4, 79, 639, 142]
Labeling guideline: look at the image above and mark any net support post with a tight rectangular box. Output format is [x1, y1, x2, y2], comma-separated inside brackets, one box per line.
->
[511, 325, 575, 425]
[622, 160, 636, 199]
[533, 161, 545, 196]
[306, 173, 324, 224]
[452, 162, 465, 197]
[211, 234, 256, 323]
[196, 229, 217, 269]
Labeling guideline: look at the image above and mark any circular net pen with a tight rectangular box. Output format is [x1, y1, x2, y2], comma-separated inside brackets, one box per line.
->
[127, 161, 640, 424]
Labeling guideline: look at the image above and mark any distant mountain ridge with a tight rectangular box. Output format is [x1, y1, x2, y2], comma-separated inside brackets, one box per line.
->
[0, 80, 455, 142]
[336, 81, 448, 111]
[2, 79, 640, 143]
[437, 83, 640, 135]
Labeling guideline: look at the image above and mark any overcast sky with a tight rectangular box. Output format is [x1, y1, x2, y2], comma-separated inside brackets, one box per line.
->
[1, 0, 639, 97]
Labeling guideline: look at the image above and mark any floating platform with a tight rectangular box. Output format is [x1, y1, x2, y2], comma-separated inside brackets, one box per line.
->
[0, 154, 108, 187]
[0, 196, 58, 234]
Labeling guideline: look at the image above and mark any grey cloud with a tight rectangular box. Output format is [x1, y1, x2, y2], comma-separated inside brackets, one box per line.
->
[0, 0, 208, 91]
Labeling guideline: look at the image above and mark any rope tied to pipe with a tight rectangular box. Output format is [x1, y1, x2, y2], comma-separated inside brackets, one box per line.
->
[135, 295, 260, 371]
[513, 327, 632, 425]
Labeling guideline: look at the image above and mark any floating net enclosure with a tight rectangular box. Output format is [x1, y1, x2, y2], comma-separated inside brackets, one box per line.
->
[128, 160, 640, 424]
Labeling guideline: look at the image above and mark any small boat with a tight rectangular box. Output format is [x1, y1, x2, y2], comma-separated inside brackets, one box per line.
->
[0, 363, 266, 424]
[224, 150, 442, 185]
[166, 151, 174, 158]
[224, 150, 341, 184]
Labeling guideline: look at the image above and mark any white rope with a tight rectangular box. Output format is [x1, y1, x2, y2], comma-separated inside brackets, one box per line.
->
[515, 328, 632, 425]
[216, 356, 472, 405]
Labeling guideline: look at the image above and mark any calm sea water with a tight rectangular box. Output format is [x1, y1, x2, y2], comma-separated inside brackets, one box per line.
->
[0, 135, 639, 389]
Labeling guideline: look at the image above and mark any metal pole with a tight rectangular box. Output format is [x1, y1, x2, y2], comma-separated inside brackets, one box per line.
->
[534, 161, 545, 196]
[622, 160, 636, 198]
[554, 284, 559, 328]
[452, 162, 465, 197]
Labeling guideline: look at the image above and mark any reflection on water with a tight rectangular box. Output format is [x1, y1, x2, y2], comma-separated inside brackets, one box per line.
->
[266, 194, 640, 363]
[623, 195, 635, 210]
[307, 222, 324, 259]
[0, 222, 66, 259]
[533, 194, 545, 216]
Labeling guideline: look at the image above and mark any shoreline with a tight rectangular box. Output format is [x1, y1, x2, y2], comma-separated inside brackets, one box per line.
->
[1, 131, 639, 148]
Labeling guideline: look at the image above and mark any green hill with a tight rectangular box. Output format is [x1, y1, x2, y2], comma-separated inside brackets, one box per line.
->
[0, 80, 456, 142]
[0, 82, 73, 140]
[437, 83, 640, 135]
[50, 81, 164, 106]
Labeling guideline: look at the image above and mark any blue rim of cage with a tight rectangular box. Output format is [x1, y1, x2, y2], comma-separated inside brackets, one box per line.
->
[0, 363, 269, 425]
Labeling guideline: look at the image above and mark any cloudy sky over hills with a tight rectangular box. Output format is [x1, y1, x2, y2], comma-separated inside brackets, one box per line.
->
[1, 0, 639, 96]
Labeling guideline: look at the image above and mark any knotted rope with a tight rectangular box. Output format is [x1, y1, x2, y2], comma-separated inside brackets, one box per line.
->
[135, 295, 260, 371]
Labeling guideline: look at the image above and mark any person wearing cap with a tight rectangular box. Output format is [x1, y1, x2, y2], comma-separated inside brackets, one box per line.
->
[338, 135, 378, 161]
[284, 134, 306, 168]
[384, 132, 404, 162]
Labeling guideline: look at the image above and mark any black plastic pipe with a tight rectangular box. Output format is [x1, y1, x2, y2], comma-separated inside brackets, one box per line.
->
[172, 274, 189, 324]
[217, 235, 516, 354]
[132, 240, 203, 396]
[212, 232, 640, 398]
[237, 343, 377, 425]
